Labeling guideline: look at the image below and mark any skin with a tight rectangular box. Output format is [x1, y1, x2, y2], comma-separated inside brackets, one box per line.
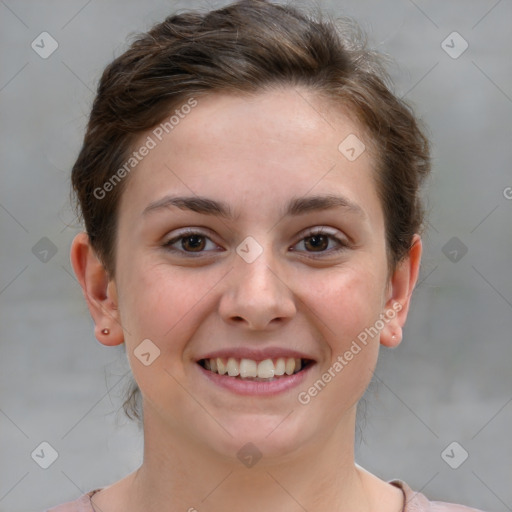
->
[71, 87, 422, 512]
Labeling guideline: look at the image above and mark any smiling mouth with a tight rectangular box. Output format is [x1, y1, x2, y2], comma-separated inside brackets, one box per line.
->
[197, 357, 314, 381]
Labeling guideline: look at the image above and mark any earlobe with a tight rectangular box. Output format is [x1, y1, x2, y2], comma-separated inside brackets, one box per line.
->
[380, 234, 422, 348]
[70, 232, 124, 346]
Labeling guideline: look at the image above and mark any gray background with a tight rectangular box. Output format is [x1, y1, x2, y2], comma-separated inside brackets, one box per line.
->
[1, 0, 511, 511]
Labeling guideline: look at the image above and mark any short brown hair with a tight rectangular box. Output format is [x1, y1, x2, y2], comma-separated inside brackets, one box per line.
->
[71, 0, 431, 423]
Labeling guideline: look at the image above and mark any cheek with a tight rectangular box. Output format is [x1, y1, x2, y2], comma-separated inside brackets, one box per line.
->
[117, 259, 224, 369]
[117, 262, 217, 414]
[306, 264, 385, 344]
[301, 265, 384, 401]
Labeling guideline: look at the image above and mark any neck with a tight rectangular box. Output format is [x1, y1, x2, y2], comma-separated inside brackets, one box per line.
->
[125, 405, 378, 512]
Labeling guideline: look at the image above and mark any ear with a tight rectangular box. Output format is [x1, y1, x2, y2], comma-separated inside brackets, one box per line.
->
[70, 232, 124, 346]
[380, 234, 422, 348]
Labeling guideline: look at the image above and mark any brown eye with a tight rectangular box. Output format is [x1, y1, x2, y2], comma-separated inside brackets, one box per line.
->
[291, 229, 349, 256]
[163, 231, 220, 255]
[303, 234, 329, 252]
[181, 235, 206, 252]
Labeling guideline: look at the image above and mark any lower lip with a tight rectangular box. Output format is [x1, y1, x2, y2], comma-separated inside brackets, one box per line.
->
[196, 362, 314, 396]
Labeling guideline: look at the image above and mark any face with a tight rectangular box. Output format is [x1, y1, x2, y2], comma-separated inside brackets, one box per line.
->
[105, 88, 407, 460]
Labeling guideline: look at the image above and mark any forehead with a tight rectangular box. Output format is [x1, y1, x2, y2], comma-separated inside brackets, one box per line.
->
[118, 88, 383, 227]
[157, 89, 367, 170]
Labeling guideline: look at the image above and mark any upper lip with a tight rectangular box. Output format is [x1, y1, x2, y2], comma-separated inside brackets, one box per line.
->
[196, 347, 316, 362]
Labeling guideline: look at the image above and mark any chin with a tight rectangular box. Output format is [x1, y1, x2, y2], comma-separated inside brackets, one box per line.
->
[201, 411, 318, 465]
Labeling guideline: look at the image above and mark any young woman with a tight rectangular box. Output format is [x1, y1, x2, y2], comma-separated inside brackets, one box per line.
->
[46, 1, 485, 510]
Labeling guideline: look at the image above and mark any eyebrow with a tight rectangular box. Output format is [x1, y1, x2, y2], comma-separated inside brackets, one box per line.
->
[142, 194, 367, 220]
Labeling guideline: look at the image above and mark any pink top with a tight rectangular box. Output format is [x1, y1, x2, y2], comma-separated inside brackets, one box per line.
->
[42, 480, 486, 511]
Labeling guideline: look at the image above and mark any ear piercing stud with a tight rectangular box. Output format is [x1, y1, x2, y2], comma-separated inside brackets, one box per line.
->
[101, 328, 110, 335]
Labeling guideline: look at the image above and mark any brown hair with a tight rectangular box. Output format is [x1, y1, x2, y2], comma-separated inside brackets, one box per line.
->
[71, 0, 430, 424]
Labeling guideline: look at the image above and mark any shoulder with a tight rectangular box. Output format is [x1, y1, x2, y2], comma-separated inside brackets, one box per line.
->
[389, 480, 488, 512]
[39, 489, 102, 512]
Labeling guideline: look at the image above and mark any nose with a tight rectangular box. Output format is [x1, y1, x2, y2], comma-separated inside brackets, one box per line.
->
[218, 248, 297, 331]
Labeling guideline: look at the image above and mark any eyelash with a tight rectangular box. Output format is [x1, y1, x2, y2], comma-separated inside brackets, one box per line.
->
[162, 228, 349, 258]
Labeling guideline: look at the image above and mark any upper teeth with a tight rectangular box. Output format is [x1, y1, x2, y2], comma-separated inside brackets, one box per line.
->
[203, 357, 302, 379]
